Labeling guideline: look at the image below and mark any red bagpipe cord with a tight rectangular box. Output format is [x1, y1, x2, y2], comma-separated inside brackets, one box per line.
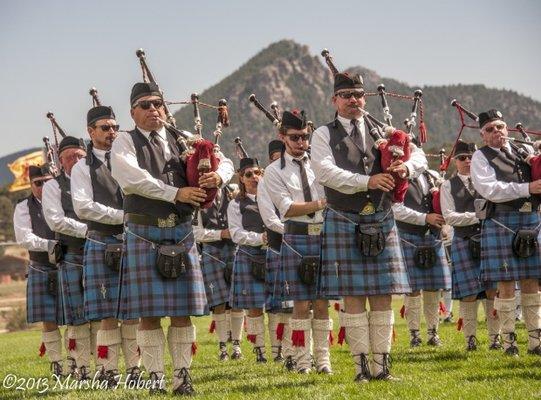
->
[209, 320, 216, 334]
[247, 334, 257, 344]
[337, 327, 346, 346]
[457, 318, 464, 331]
[276, 323, 285, 341]
[191, 342, 198, 355]
[291, 330, 305, 347]
[68, 339, 76, 351]
[439, 301, 447, 315]
[334, 302, 341, 312]
[400, 305, 406, 319]
[97, 345, 109, 359]
[39, 342, 46, 357]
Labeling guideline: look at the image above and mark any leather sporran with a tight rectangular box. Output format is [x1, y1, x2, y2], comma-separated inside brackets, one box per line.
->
[468, 234, 481, 260]
[512, 229, 539, 259]
[355, 224, 385, 257]
[297, 255, 319, 286]
[249, 255, 266, 282]
[414, 246, 437, 269]
[156, 242, 191, 279]
[47, 270, 58, 297]
[104, 244, 122, 272]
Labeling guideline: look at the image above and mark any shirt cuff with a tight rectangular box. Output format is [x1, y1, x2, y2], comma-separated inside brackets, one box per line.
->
[279, 198, 294, 218]
[519, 182, 530, 198]
[164, 185, 179, 204]
[356, 174, 370, 192]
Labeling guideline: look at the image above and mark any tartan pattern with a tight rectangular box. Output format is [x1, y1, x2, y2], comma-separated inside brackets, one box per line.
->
[281, 233, 321, 301]
[201, 241, 236, 308]
[83, 233, 122, 321]
[450, 236, 495, 299]
[59, 252, 86, 325]
[399, 229, 451, 291]
[265, 247, 283, 311]
[229, 245, 267, 309]
[117, 221, 208, 320]
[26, 261, 62, 324]
[480, 212, 541, 282]
[320, 208, 410, 297]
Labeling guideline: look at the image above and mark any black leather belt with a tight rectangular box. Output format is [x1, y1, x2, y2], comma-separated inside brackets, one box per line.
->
[63, 245, 84, 255]
[125, 212, 191, 228]
[284, 221, 323, 236]
[493, 202, 540, 213]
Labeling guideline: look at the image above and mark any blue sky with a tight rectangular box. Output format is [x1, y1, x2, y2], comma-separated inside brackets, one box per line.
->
[1, 0, 540, 156]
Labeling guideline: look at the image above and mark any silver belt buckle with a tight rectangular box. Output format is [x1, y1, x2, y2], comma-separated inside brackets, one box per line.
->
[359, 202, 376, 216]
[308, 223, 322, 236]
[157, 213, 178, 228]
[519, 202, 532, 213]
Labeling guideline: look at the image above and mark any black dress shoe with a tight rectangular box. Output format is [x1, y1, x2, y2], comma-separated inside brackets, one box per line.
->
[172, 368, 195, 396]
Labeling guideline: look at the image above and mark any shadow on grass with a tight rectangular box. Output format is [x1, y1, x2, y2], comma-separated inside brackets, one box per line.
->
[397, 349, 469, 363]
[463, 370, 541, 382]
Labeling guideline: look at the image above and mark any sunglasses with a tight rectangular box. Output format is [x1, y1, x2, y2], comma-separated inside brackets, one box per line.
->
[243, 169, 262, 179]
[337, 91, 365, 100]
[135, 99, 164, 110]
[456, 155, 472, 161]
[286, 133, 310, 142]
[32, 179, 50, 187]
[484, 123, 506, 134]
[96, 124, 120, 132]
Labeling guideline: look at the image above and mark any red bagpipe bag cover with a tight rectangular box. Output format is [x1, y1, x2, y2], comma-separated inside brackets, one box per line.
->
[186, 139, 220, 209]
[379, 129, 411, 203]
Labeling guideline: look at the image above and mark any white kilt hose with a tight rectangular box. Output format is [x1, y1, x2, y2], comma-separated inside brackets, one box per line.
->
[59, 252, 87, 326]
[200, 240, 236, 309]
[26, 261, 63, 325]
[398, 229, 452, 292]
[83, 232, 123, 321]
[480, 211, 541, 283]
[117, 221, 208, 320]
[229, 245, 267, 310]
[319, 208, 410, 297]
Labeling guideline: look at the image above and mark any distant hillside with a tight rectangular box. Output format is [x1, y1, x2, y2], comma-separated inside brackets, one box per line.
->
[172, 40, 541, 163]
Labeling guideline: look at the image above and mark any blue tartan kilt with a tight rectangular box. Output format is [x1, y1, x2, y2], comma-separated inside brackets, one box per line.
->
[450, 236, 495, 299]
[229, 245, 266, 310]
[83, 233, 122, 321]
[265, 247, 283, 311]
[26, 261, 63, 324]
[201, 241, 236, 309]
[399, 229, 451, 292]
[281, 233, 321, 301]
[320, 208, 410, 297]
[117, 221, 208, 320]
[480, 212, 541, 283]
[59, 252, 87, 325]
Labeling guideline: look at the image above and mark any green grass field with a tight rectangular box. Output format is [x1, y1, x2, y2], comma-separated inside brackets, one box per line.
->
[0, 301, 540, 399]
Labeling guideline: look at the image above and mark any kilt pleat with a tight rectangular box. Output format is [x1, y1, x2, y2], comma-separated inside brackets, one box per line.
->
[201, 241, 236, 309]
[229, 245, 266, 310]
[117, 222, 208, 320]
[399, 230, 451, 291]
[26, 261, 63, 324]
[59, 253, 86, 325]
[480, 212, 541, 282]
[83, 233, 122, 321]
[320, 208, 410, 297]
[450, 236, 495, 299]
[281, 233, 321, 301]
[265, 247, 283, 311]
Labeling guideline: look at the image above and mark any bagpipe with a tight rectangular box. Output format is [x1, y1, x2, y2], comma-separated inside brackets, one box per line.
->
[442, 99, 541, 181]
[136, 49, 230, 208]
[43, 112, 67, 177]
[321, 49, 431, 203]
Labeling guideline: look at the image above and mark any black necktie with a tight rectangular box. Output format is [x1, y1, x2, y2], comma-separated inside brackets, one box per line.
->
[150, 131, 165, 159]
[466, 177, 475, 195]
[293, 157, 315, 218]
[104, 151, 111, 171]
[350, 119, 365, 152]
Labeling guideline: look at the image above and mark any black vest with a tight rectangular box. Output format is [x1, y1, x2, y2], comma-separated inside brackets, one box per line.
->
[479, 146, 538, 210]
[55, 174, 86, 248]
[123, 128, 193, 219]
[26, 195, 55, 265]
[265, 205, 283, 252]
[324, 120, 391, 213]
[87, 150, 124, 235]
[237, 196, 265, 234]
[449, 175, 481, 238]
[200, 187, 233, 247]
[396, 173, 438, 236]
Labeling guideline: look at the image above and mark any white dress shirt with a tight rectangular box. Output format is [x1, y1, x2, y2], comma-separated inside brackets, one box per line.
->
[440, 174, 479, 227]
[13, 199, 53, 251]
[42, 173, 87, 238]
[392, 172, 431, 226]
[470, 146, 530, 203]
[311, 114, 428, 194]
[227, 193, 265, 246]
[193, 212, 223, 243]
[263, 152, 325, 224]
[257, 177, 285, 234]
[71, 147, 124, 225]
[111, 126, 235, 204]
